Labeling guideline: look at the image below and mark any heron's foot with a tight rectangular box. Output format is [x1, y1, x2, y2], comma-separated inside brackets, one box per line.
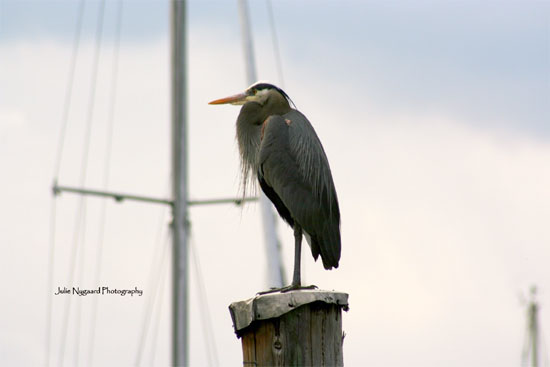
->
[281, 284, 317, 293]
[256, 287, 280, 295]
[257, 284, 317, 295]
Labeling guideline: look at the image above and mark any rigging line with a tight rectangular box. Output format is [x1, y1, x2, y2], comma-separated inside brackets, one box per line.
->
[266, 0, 285, 88]
[148, 241, 169, 367]
[45, 197, 58, 367]
[135, 209, 171, 366]
[73, 208, 89, 367]
[189, 228, 219, 367]
[145, 180, 172, 365]
[53, 0, 86, 181]
[71, 0, 108, 358]
[45, 1, 86, 365]
[58, 205, 87, 366]
[58, 0, 107, 365]
[87, 2, 124, 366]
[189, 229, 214, 367]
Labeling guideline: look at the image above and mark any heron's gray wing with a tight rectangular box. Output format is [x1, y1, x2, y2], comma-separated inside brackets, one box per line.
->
[258, 112, 341, 269]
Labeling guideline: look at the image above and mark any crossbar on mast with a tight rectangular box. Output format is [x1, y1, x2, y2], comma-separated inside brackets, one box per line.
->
[53, 183, 257, 207]
[53, 183, 172, 205]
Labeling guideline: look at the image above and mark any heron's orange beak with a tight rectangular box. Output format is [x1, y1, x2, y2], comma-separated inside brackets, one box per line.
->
[208, 92, 248, 105]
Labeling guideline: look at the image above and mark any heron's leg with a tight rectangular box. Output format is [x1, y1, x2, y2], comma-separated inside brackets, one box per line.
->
[281, 226, 316, 292]
[256, 224, 317, 295]
[291, 224, 302, 287]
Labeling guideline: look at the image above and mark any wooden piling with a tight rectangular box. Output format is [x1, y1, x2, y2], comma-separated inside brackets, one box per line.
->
[229, 290, 349, 366]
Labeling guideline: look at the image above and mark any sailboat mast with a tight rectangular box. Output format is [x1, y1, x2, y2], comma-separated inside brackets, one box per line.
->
[171, 0, 189, 366]
[522, 286, 540, 367]
[237, 0, 285, 288]
[529, 287, 539, 367]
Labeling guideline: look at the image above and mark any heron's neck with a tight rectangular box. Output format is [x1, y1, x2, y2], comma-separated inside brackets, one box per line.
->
[235, 98, 290, 193]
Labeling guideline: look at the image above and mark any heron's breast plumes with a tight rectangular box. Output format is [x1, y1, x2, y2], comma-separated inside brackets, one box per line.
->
[236, 110, 262, 198]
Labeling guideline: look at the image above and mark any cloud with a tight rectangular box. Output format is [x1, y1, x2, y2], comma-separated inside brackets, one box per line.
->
[329, 113, 550, 365]
[1, 15, 550, 366]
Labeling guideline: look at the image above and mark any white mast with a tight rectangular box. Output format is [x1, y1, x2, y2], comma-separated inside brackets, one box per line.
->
[237, 0, 285, 288]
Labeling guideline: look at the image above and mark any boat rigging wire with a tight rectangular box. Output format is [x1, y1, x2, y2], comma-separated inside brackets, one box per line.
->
[46, 1, 86, 365]
[148, 246, 169, 367]
[266, 0, 285, 88]
[73, 208, 89, 366]
[86, 2, 124, 365]
[135, 210, 171, 367]
[189, 227, 220, 367]
[58, 0, 107, 364]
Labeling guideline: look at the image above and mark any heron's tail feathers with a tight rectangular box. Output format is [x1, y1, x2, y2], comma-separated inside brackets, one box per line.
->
[310, 224, 341, 270]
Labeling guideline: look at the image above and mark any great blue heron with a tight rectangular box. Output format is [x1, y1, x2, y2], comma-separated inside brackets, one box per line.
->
[209, 82, 341, 291]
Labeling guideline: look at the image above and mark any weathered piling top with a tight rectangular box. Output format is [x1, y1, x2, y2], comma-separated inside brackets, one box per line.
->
[229, 289, 349, 335]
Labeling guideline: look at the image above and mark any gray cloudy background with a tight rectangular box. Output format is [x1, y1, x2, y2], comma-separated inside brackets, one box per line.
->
[0, 0, 549, 366]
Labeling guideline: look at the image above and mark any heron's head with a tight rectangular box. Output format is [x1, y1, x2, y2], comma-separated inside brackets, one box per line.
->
[208, 81, 293, 108]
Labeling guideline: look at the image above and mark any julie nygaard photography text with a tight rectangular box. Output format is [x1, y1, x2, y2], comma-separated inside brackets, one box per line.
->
[54, 286, 144, 297]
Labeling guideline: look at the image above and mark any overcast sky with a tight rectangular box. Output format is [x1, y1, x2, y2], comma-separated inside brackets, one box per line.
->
[1, 1, 549, 366]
